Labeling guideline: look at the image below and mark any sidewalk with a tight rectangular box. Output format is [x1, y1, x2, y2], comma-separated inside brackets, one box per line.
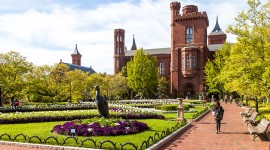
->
[161, 102, 270, 150]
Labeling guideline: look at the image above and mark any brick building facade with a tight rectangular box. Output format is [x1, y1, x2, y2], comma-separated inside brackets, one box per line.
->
[113, 1, 226, 98]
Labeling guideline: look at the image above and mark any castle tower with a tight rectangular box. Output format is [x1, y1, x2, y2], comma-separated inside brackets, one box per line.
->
[208, 16, 227, 44]
[170, 2, 209, 98]
[131, 35, 137, 50]
[71, 44, 82, 66]
[114, 29, 125, 74]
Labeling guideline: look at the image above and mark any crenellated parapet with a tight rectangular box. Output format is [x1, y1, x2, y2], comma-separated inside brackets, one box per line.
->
[173, 11, 209, 26]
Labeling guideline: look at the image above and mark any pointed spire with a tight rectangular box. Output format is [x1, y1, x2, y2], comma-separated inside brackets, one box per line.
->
[131, 34, 137, 50]
[211, 16, 222, 33]
[209, 15, 225, 35]
[72, 44, 81, 55]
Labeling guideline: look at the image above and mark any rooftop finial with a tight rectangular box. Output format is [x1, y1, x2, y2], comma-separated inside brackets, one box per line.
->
[71, 43, 81, 55]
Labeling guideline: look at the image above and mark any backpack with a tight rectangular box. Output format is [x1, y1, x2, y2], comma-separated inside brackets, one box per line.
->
[214, 107, 224, 120]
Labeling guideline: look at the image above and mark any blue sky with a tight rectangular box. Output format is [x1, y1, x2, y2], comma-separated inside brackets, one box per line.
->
[0, 0, 261, 74]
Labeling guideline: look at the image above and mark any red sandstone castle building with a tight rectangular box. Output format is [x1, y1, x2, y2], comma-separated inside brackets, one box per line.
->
[113, 1, 226, 98]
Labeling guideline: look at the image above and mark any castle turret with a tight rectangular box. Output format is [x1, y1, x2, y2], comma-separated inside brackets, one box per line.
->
[170, 2, 209, 98]
[208, 16, 227, 44]
[114, 29, 125, 74]
[71, 44, 82, 66]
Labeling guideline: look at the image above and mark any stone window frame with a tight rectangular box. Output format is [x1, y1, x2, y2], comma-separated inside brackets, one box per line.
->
[185, 26, 193, 44]
[160, 62, 165, 75]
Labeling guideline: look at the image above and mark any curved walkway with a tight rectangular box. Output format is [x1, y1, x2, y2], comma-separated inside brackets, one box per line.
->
[161, 102, 270, 150]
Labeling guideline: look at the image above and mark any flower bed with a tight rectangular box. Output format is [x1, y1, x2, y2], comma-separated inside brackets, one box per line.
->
[0, 110, 164, 124]
[52, 118, 148, 136]
[0, 103, 97, 113]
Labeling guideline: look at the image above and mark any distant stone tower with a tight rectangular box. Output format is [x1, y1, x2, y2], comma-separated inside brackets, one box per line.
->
[208, 16, 227, 44]
[114, 29, 126, 74]
[71, 44, 82, 66]
[170, 2, 209, 97]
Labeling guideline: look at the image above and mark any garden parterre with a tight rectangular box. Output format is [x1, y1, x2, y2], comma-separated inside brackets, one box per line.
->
[0, 99, 209, 149]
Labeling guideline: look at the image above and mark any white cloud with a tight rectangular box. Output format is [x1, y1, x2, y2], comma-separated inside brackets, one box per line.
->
[0, 0, 255, 74]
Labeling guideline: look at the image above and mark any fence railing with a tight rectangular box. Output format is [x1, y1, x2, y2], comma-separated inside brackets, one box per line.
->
[0, 122, 184, 150]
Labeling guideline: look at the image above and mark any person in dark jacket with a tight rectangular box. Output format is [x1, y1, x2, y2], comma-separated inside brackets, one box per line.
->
[212, 101, 224, 134]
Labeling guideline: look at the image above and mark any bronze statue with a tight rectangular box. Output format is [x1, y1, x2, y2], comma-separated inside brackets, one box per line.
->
[95, 85, 109, 118]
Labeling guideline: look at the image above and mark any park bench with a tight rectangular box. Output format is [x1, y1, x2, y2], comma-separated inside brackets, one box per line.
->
[243, 111, 259, 126]
[240, 108, 253, 118]
[248, 118, 270, 141]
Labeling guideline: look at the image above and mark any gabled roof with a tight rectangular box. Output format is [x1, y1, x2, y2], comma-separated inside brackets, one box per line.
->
[207, 44, 224, 51]
[125, 47, 171, 56]
[209, 16, 225, 36]
[63, 62, 96, 74]
[71, 44, 82, 55]
[124, 44, 224, 56]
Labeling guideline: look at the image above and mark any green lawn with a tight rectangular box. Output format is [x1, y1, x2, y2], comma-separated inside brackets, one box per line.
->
[0, 105, 207, 149]
[0, 119, 181, 149]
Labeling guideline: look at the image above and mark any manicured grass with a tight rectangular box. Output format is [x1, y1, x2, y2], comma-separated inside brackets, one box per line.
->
[162, 106, 207, 119]
[0, 119, 180, 149]
[0, 105, 207, 149]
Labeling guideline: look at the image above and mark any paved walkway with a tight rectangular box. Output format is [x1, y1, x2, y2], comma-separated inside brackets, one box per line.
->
[161, 102, 270, 150]
[1, 102, 270, 150]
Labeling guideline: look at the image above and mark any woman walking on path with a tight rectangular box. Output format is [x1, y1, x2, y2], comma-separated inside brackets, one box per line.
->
[212, 101, 224, 134]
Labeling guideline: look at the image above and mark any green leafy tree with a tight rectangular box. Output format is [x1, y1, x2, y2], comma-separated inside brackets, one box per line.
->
[23, 65, 53, 102]
[127, 48, 158, 98]
[109, 74, 129, 100]
[0, 51, 33, 105]
[66, 69, 88, 103]
[48, 63, 70, 103]
[157, 77, 170, 98]
[223, 0, 270, 111]
[204, 43, 231, 98]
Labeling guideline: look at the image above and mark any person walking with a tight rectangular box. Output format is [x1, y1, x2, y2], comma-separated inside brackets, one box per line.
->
[212, 101, 224, 134]
[224, 95, 228, 104]
[229, 95, 233, 104]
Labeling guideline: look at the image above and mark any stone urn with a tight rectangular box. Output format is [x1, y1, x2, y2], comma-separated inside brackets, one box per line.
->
[176, 98, 185, 121]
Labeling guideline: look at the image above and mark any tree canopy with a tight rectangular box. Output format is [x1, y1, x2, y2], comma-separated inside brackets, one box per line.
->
[127, 48, 158, 98]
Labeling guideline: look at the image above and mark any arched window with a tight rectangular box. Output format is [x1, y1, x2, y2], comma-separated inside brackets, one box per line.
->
[186, 26, 193, 43]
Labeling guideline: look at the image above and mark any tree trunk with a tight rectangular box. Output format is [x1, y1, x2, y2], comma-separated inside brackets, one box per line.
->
[0, 88, 2, 107]
[255, 97, 259, 113]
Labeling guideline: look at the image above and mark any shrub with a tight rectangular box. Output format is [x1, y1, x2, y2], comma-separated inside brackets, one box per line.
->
[160, 105, 178, 111]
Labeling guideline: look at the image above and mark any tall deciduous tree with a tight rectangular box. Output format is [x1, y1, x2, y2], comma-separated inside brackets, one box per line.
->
[0, 51, 33, 105]
[222, 0, 270, 112]
[204, 43, 231, 98]
[127, 48, 158, 98]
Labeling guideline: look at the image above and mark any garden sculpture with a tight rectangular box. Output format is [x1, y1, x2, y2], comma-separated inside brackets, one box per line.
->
[95, 85, 109, 118]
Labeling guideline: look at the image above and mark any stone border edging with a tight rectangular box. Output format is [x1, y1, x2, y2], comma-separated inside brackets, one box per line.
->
[145, 122, 191, 150]
[193, 109, 210, 122]
[146, 108, 210, 150]
[0, 141, 101, 150]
